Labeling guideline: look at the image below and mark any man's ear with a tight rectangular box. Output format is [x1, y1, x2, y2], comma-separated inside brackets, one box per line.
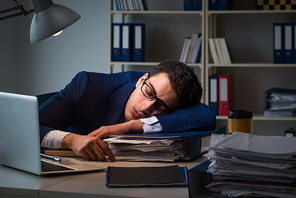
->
[135, 73, 149, 87]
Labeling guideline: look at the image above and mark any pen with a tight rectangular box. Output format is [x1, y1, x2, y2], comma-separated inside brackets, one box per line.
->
[41, 153, 62, 162]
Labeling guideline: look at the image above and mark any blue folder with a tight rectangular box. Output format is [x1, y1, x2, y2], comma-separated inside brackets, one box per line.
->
[209, 75, 219, 115]
[121, 23, 133, 62]
[273, 23, 284, 64]
[209, 0, 218, 10]
[218, 0, 233, 10]
[112, 23, 122, 61]
[284, 23, 294, 64]
[193, 0, 202, 11]
[184, 0, 192, 10]
[133, 23, 145, 62]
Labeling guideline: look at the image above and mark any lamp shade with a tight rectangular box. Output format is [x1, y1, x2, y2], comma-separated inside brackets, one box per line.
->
[30, 0, 81, 44]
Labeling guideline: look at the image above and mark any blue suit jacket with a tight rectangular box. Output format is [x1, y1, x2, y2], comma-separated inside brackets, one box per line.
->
[39, 71, 216, 142]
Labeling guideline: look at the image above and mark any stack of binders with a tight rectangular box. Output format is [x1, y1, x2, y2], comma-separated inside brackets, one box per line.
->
[209, 74, 233, 116]
[273, 23, 295, 64]
[179, 33, 202, 63]
[264, 87, 296, 118]
[113, 0, 148, 11]
[208, 38, 232, 64]
[209, 0, 233, 10]
[112, 23, 145, 62]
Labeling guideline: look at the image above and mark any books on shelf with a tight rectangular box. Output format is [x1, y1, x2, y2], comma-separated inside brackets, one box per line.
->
[114, 0, 148, 11]
[209, 38, 232, 64]
[180, 33, 202, 63]
[264, 87, 296, 118]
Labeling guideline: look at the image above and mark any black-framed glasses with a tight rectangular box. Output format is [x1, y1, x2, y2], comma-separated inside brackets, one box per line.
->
[140, 78, 172, 115]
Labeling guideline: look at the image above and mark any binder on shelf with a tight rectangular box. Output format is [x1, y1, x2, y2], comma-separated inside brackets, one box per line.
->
[133, 23, 145, 62]
[193, 35, 202, 63]
[273, 23, 283, 64]
[104, 131, 220, 161]
[284, 23, 294, 63]
[184, 0, 192, 10]
[111, 23, 122, 62]
[209, 38, 219, 64]
[121, 23, 133, 62]
[209, 75, 219, 115]
[209, 0, 218, 10]
[192, 0, 202, 11]
[218, 74, 233, 116]
[180, 37, 189, 62]
[218, 0, 233, 10]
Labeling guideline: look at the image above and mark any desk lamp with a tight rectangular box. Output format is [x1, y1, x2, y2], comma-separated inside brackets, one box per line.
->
[0, 0, 81, 44]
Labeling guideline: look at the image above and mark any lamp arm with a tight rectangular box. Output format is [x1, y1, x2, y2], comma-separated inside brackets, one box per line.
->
[0, 5, 34, 21]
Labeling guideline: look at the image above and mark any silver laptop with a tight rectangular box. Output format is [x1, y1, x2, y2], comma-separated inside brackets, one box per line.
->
[0, 91, 104, 175]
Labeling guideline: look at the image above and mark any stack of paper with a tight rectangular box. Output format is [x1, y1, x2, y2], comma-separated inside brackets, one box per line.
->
[264, 88, 296, 118]
[204, 132, 296, 197]
[104, 136, 188, 161]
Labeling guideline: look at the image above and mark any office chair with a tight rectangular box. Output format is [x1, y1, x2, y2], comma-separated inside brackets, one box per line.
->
[36, 91, 59, 107]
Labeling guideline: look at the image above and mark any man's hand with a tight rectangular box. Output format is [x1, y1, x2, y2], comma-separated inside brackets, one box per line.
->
[61, 133, 115, 161]
[88, 119, 144, 139]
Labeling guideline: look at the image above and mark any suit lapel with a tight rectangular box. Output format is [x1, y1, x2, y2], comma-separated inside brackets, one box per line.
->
[102, 82, 135, 125]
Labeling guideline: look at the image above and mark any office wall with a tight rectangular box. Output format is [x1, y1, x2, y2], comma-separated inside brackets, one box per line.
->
[0, 0, 19, 93]
[0, 0, 109, 95]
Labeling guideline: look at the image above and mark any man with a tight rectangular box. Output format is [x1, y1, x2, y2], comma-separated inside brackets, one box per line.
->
[39, 61, 216, 161]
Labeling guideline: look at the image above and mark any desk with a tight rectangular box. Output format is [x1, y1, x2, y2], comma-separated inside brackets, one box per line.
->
[0, 157, 208, 198]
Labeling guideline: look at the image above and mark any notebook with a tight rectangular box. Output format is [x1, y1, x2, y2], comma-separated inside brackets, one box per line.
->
[0, 91, 104, 175]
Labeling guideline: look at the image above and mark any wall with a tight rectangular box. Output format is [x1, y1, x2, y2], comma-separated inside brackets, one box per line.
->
[1, 0, 109, 95]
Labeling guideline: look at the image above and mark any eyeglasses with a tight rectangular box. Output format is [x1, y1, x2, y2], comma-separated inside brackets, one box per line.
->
[140, 78, 172, 115]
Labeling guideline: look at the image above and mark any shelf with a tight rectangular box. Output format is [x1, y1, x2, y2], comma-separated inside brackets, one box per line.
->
[217, 113, 296, 121]
[111, 10, 202, 15]
[208, 63, 296, 68]
[208, 10, 296, 15]
[111, 62, 203, 68]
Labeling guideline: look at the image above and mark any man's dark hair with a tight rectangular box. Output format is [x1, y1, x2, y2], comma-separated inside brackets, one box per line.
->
[149, 60, 202, 109]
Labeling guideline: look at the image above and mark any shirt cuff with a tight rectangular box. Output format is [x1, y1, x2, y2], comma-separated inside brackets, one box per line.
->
[41, 130, 70, 149]
[140, 116, 163, 134]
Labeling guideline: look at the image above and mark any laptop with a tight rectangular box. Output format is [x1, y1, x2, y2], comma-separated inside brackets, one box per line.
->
[0, 91, 104, 175]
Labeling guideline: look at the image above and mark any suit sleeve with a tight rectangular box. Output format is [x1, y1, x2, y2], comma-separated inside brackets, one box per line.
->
[155, 103, 216, 133]
[39, 71, 90, 142]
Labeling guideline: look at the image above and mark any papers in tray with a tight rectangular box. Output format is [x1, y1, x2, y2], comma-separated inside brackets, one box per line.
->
[204, 132, 296, 197]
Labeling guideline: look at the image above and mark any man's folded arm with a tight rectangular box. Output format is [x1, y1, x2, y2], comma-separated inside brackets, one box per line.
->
[155, 103, 216, 133]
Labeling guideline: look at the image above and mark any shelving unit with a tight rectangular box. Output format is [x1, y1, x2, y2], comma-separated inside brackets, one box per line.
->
[204, 1, 296, 135]
[109, 0, 296, 135]
[108, 0, 205, 93]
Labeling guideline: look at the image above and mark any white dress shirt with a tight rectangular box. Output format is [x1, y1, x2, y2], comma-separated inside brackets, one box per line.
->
[41, 116, 163, 149]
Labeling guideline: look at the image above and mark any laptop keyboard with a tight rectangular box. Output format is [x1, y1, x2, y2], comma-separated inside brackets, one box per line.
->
[41, 161, 74, 172]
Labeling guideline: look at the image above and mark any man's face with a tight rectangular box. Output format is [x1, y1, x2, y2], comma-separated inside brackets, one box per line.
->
[125, 73, 180, 121]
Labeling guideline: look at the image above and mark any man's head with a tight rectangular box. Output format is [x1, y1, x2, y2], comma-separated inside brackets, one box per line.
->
[124, 61, 202, 121]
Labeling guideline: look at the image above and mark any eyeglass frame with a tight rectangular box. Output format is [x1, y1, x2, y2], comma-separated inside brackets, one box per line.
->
[140, 77, 172, 115]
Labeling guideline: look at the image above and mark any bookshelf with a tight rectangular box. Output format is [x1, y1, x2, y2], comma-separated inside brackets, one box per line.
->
[109, 0, 296, 135]
[204, 1, 296, 135]
[108, 0, 205, 97]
